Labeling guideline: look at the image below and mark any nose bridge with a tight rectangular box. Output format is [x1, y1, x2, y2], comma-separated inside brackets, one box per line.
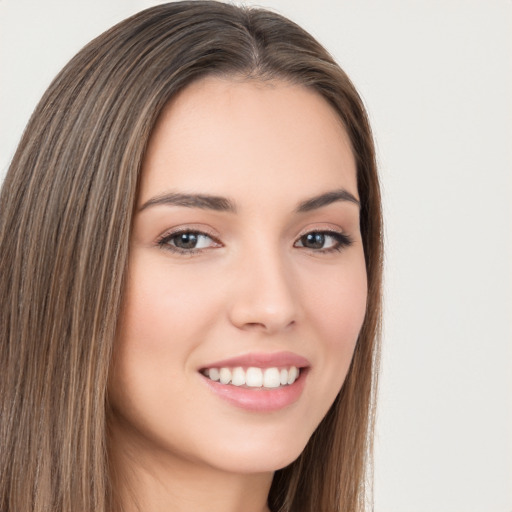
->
[228, 239, 298, 333]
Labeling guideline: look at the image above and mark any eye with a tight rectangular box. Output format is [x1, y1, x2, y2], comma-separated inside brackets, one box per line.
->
[294, 231, 352, 252]
[157, 230, 220, 253]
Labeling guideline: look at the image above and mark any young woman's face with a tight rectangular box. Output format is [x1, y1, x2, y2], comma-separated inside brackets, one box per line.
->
[109, 77, 367, 475]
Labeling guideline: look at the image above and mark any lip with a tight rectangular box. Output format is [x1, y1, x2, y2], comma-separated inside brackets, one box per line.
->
[199, 351, 310, 412]
[200, 351, 310, 370]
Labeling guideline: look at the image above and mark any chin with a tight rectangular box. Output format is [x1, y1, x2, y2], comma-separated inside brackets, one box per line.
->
[198, 426, 312, 475]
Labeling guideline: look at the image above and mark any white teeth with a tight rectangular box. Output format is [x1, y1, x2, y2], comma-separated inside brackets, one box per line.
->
[287, 366, 299, 385]
[231, 367, 246, 386]
[246, 367, 263, 387]
[219, 367, 231, 385]
[203, 366, 300, 388]
[208, 368, 220, 381]
[263, 368, 281, 388]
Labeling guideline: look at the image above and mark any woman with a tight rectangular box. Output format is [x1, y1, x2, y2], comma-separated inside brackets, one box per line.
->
[0, 2, 382, 511]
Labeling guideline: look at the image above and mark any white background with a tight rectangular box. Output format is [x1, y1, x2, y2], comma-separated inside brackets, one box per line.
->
[1, 1, 511, 511]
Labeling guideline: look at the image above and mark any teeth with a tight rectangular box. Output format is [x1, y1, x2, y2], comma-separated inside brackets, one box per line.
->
[263, 368, 281, 388]
[231, 367, 246, 386]
[219, 367, 231, 385]
[287, 366, 299, 385]
[208, 368, 220, 381]
[203, 366, 300, 388]
[246, 367, 263, 387]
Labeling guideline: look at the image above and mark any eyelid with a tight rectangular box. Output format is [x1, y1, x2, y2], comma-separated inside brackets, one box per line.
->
[296, 223, 340, 236]
[156, 225, 222, 253]
[293, 225, 353, 253]
[294, 222, 349, 240]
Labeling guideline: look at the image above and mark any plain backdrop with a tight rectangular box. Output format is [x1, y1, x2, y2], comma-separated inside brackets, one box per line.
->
[1, 1, 511, 511]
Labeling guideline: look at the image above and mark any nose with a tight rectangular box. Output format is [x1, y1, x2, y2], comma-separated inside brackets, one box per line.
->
[228, 247, 298, 334]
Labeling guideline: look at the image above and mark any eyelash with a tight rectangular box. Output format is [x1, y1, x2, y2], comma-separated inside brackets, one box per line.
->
[156, 229, 221, 255]
[295, 230, 353, 253]
[156, 229, 353, 255]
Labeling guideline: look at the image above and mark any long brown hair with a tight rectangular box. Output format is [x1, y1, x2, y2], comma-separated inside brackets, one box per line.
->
[0, 2, 382, 511]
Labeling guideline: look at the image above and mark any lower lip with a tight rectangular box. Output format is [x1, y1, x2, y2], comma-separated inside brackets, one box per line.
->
[201, 369, 308, 412]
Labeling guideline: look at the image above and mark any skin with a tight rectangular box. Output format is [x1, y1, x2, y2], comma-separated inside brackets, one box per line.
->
[108, 77, 368, 512]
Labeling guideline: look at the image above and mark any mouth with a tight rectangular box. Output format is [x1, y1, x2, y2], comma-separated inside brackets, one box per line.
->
[201, 365, 300, 389]
[198, 352, 310, 412]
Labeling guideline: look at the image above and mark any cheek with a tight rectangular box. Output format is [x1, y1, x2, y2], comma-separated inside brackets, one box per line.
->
[331, 277, 367, 349]
[117, 257, 221, 355]
[108, 259, 219, 447]
[305, 254, 367, 343]
[109, 258, 208, 405]
[299, 252, 367, 394]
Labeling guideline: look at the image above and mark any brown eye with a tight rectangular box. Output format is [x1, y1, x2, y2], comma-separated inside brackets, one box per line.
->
[294, 231, 352, 252]
[158, 231, 219, 253]
[172, 232, 201, 249]
[300, 232, 326, 249]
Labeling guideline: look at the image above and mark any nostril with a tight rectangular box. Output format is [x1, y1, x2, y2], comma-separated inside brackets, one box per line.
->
[238, 318, 296, 333]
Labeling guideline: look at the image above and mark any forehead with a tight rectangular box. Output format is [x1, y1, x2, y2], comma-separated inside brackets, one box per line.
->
[139, 77, 357, 206]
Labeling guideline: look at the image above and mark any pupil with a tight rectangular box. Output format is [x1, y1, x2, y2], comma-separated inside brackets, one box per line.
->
[305, 233, 324, 248]
[176, 233, 197, 249]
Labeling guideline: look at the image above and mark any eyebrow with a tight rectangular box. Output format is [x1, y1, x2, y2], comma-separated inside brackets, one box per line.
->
[138, 188, 359, 214]
[295, 189, 360, 212]
[139, 192, 236, 212]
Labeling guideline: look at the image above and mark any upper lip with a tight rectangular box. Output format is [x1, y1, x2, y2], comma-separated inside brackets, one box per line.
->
[200, 351, 310, 370]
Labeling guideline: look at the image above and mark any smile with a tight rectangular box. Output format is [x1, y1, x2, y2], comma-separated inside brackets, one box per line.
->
[202, 366, 300, 388]
[199, 352, 310, 412]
